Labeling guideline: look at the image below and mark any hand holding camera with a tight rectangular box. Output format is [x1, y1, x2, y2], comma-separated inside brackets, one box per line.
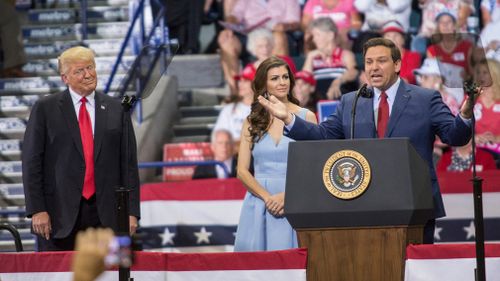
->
[72, 228, 134, 281]
[72, 228, 114, 281]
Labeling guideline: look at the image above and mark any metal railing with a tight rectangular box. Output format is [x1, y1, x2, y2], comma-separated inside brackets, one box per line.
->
[0, 224, 23, 252]
[104, 0, 174, 119]
[80, 0, 88, 40]
[0, 159, 229, 252]
[139, 160, 231, 178]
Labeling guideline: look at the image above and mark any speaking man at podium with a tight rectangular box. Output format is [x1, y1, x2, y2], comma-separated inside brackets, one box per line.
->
[259, 38, 480, 243]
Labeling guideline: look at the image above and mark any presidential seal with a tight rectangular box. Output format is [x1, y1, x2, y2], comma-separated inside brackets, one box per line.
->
[322, 150, 371, 200]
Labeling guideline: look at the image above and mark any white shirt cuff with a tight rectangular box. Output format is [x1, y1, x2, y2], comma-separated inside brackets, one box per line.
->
[284, 113, 296, 133]
[458, 113, 472, 126]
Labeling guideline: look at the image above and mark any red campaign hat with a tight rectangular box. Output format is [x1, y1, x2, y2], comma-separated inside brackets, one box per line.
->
[279, 55, 297, 74]
[381, 20, 405, 35]
[234, 64, 256, 81]
[294, 70, 316, 86]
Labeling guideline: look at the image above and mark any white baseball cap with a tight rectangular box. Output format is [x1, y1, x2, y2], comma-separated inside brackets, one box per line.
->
[414, 58, 441, 76]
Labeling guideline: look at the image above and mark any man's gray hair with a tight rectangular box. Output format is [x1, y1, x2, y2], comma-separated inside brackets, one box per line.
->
[211, 129, 234, 144]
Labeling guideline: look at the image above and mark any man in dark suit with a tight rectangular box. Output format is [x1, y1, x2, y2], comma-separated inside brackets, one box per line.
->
[22, 46, 140, 251]
[258, 38, 480, 243]
[193, 129, 237, 179]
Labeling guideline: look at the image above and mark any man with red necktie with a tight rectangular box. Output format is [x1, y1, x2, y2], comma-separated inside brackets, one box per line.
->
[22, 46, 140, 251]
[258, 38, 480, 244]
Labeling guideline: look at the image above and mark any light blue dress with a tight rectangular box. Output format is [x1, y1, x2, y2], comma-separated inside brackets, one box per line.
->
[234, 109, 308, 251]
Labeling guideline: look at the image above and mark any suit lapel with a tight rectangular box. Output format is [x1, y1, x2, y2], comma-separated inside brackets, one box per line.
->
[230, 157, 238, 177]
[59, 90, 84, 160]
[357, 96, 377, 138]
[93, 93, 107, 161]
[386, 81, 411, 137]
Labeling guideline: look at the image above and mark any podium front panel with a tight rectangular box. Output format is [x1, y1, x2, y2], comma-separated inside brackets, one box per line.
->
[285, 138, 433, 228]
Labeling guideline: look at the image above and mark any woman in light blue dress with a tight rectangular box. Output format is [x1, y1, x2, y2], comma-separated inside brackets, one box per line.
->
[234, 57, 317, 251]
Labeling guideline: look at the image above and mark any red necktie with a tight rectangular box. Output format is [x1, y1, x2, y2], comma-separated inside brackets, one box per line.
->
[79, 97, 95, 199]
[377, 91, 389, 138]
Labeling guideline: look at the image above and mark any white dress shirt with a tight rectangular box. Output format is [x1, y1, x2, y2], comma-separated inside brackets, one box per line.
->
[216, 158, 233, 179]
[373, 77, 401, 128]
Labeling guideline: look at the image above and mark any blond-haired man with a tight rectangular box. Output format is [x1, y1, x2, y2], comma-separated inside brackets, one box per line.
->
[22, 46, 140, 251]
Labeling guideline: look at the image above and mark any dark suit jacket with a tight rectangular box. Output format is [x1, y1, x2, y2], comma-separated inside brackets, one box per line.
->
[22, 90, 140, 238]
[192, 157, 238, 179]
[288, 80, 472, 218]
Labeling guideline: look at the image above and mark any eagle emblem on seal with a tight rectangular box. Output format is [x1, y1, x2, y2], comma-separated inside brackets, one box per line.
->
[322, 150, 371, 200]
[336, 163, 359, 188]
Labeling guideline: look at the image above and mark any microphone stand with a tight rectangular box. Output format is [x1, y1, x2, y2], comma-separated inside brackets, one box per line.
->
[464, 81, 486, 281]
[117, 94, 137, 281]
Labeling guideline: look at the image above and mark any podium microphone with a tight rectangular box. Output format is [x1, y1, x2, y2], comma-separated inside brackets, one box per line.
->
[350, 83, 373, 139]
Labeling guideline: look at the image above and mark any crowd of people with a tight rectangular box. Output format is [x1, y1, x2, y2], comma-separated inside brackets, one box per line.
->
[195, 0, 500, 179]
[187, 0, 500, 252]
[9, 0, 500, 272]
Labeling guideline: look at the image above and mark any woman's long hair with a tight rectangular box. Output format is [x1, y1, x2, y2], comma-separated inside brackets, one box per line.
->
[247, 56, 300, 146]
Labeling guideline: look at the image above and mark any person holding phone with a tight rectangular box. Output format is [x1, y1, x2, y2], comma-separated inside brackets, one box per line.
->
[234, 56, 317, 251]
[72, 228, 114, 281]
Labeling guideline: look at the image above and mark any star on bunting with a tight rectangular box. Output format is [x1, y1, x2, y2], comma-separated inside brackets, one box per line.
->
[160, 227, 176, 245]
[194, 227, 213, 244]
[463, 221, 476, 240]
[434, 226, 443, 241]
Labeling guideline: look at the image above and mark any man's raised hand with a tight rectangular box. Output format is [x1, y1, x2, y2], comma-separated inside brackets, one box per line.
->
[257, 95, 293, 125]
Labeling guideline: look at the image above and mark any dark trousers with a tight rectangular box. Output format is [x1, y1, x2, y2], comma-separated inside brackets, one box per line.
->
[36, 196, 101, 251]
[153, 0, 204, 54]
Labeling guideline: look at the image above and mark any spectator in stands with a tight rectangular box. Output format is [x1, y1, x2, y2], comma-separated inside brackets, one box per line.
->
[414, 58, 460, 116]
[412, 0, 473, 56]
[234, 56, 317, 251]
[355, 0, 412, 32]
[437, 140, 497, 172]
[351, 0, 412, 54]
[426, 10, 473, 104]
[301, 0, 362, 51]
[213, 64, 255, 148]
[222, 28, 298, 102]
[203, 0, 239, 54]
[152, 0, 204, 54]
[414, 58, 461, 163]
[473, 59, 500, 164]
[217, 0, 300, 95]
[227, 28, 297, 102]
[480, 0, 500, 26]
[382, 21, 421, 85]
[480, 8, 500, 62]
[0, 0, 29, 78]
[244, 28, 297, 75]
[22, 46, 140, 251]
[293, 70, 318, 112]
[72, 228, 114, 281]
[193, 129, 237, 179]
[302, 17, 358, 100]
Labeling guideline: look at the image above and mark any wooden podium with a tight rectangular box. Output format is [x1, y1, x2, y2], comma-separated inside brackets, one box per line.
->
[285, 139, 434, 281]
